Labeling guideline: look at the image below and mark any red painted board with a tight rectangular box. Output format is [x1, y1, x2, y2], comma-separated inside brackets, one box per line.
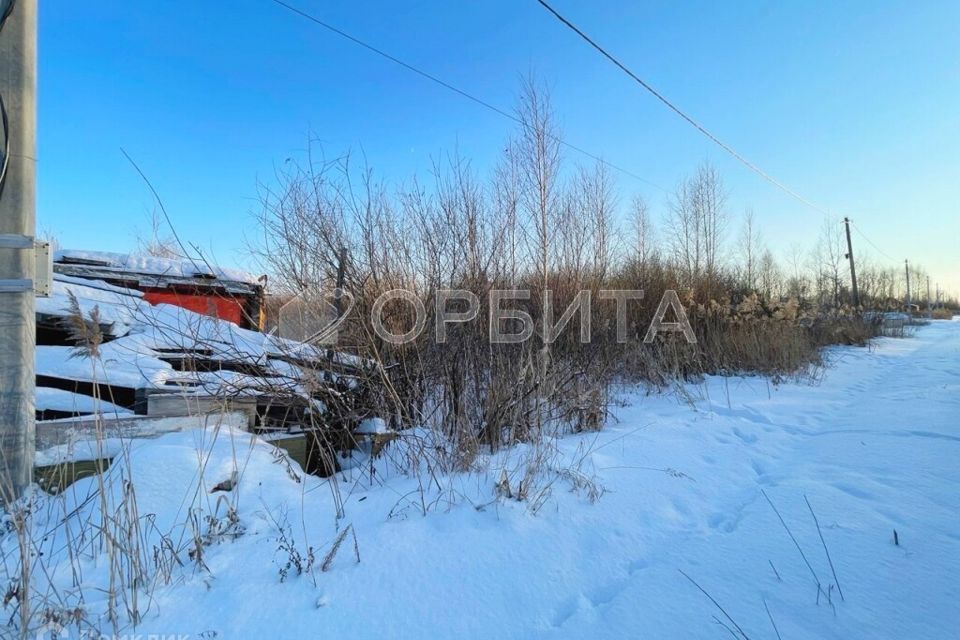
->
[142, 289, 245, 326]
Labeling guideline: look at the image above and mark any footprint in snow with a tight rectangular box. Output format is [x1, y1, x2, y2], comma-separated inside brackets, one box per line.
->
[627, 558, 649, 575]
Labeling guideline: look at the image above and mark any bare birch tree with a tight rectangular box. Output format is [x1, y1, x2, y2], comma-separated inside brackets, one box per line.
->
[630, 194, 654, 266]
[516, 75, 561, 300]
[812, 217, 846, 306]
[738, 208, 760, 290]
[758, 248, 781, 300]
[492, 139, 522, 285]
[666, 161, 728, 281]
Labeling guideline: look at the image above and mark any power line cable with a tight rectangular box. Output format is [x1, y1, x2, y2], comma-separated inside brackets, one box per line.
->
[849, 220, 898, 262]
[534, 0, 834, 215]
[536, 0, 936, 282]
[269, 0, 668, 193]
[0, 0, 16, 202]
[539, 0, 953, 290]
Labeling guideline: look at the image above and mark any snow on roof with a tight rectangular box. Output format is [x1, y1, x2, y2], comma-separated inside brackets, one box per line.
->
[36, 272, 364, 395]
[36, 274, 144, 335]
[55, 249, 262, 285]
[36, 387, 133, 416]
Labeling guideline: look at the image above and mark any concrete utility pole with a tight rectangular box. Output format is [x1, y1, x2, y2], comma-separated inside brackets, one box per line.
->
[904, 260, 911, 308]
[843, 217, 860, 307]
[0, 0, 37, 502]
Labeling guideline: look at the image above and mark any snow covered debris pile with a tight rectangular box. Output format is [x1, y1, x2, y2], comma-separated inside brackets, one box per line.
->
[34, 259, 368, 433]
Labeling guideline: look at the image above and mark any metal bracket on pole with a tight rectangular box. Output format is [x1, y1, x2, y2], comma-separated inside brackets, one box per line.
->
[0, 232, 33, 248]
[0, 234, 46, 295]
[0, 277, 32, 292]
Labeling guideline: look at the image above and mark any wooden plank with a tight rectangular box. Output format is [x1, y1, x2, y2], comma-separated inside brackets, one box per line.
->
[35, 411, 250, 450]
[146, 393, 258, 428]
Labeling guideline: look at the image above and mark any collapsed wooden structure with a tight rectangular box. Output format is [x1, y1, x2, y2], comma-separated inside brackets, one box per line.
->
[34, 250, 378, 478]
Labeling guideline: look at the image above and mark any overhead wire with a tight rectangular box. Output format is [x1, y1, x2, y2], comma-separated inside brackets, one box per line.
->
[533, 0, 833, 215]
[0, 0, 16, 201]
[849, 220, 898, 262]
[269, 0, 668, 193]
[533, 1, 949, 287]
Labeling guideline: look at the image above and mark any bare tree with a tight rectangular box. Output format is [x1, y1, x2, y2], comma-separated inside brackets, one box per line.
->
[516, 75, 562, 300]
[738, 208, 761, 290]
[492, 139, 523, 285]
[811, 217, 846, 307]
[665, 161, 728, 281]
[571, 160, 617, 282]
[556, 184, 590, 287]
[629, 194, 655, 266]
[758, 248, 781, 300]
[137, 208, 180, 259]
[666, 177, 695, 278]
[781, 242, 809, 301]
[695, 162, 728, 277]
[433, 150, 493, 286]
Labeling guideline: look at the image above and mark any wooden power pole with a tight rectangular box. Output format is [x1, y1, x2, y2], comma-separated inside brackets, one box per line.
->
[904, 260, 911, 308]
[843, 217, 860, 307]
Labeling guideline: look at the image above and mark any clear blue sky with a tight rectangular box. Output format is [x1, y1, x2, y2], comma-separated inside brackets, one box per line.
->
[38, 1, 960, 295]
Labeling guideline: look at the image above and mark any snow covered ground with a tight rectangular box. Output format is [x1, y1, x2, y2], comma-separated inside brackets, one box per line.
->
[9, 319, 959, 639]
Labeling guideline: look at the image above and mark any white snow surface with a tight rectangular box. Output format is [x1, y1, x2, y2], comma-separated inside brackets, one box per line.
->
[355, 416, 389, 434]
[35, 386, 133, 416]
[36, 275, 143, 334]
[7, 321, 959, 638]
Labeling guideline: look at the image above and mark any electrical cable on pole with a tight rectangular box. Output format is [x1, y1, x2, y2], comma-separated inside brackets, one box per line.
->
[849, 221, 898, 263]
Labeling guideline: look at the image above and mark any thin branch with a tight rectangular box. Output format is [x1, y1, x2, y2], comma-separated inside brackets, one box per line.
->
[679, 569, 751, 640]
[763, 598, 783, 640]
[762, 489, 822, 589]
[805, 494, 844, 601]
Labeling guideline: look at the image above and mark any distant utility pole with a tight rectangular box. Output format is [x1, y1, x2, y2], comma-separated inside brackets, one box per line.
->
[843, 217, 860, 307]
[926, 276, 931, 313]
[0, 0, 37, 502]
[904, 260, 911, 308]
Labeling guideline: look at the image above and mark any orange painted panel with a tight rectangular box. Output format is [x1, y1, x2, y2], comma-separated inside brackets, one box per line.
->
[142, 289, 245, 326]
